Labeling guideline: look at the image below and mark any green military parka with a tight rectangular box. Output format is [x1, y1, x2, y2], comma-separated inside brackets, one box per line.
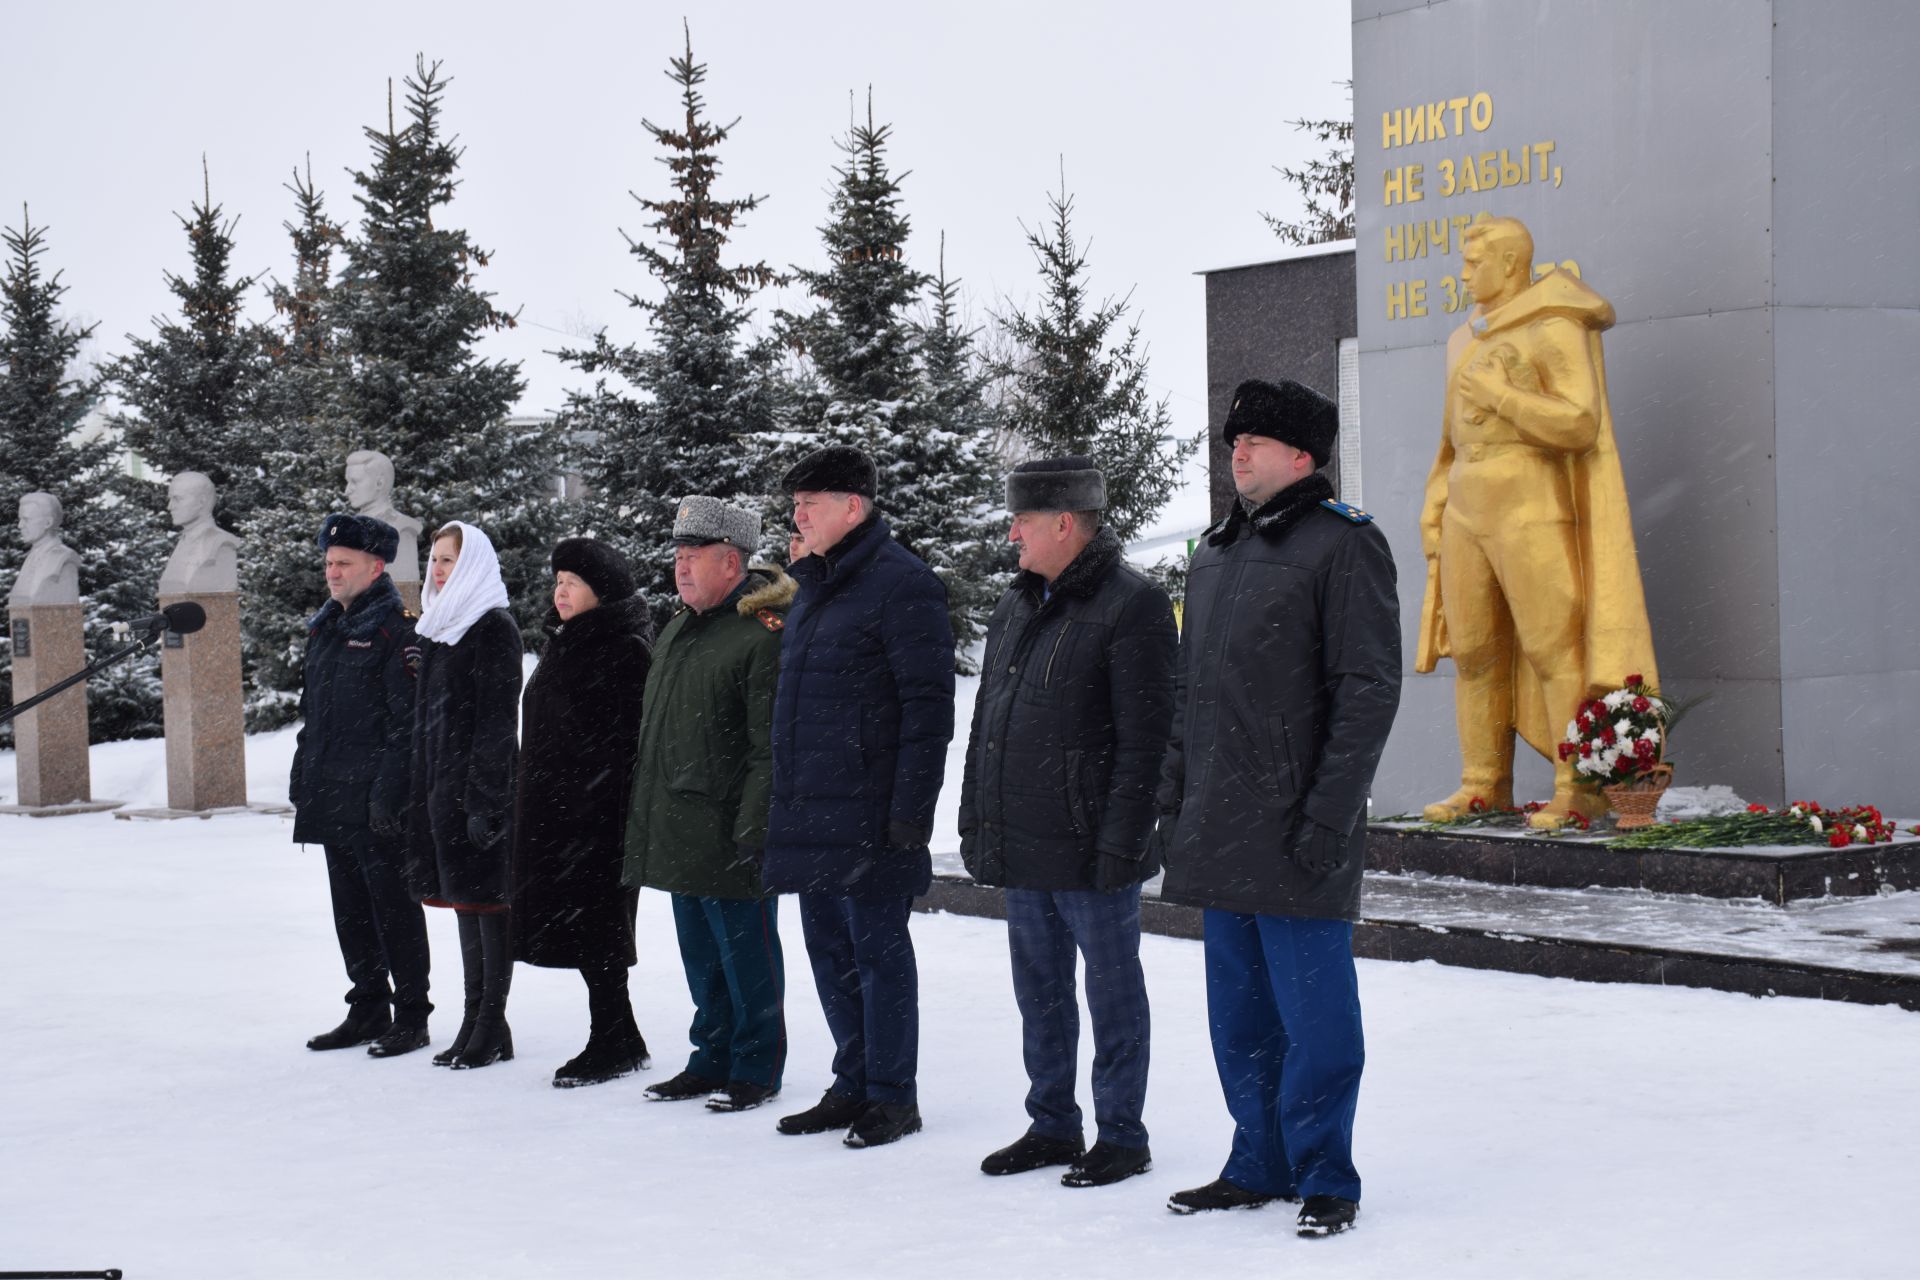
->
[623, 566, 795, 899]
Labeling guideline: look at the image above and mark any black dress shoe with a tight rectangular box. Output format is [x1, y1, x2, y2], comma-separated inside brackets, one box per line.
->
[981, 1132, 1085, 1176]
[1296, 1195, 1359, 1237]
[706, 1081, 780, 1112]
[366, 1021, 430, 1058]
[844, 1101, 922, 1148]
[777, 1089, 868, 1136]
[646, 1070, 725, 1101]
[1062, 1141, 1152, 1187]
[306, 1012, 391, 1051]
[1167, 1177, 1286, 1214]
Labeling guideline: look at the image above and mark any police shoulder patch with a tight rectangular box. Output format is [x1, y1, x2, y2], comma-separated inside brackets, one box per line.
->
[755, 608, 785, 633]
[1319, 499, 1373, 524]
[402, 644, 423, 677]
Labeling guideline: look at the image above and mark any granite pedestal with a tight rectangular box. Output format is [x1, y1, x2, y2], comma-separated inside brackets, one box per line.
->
[158, 591, 246, 812]
[3, 604, 120, 816]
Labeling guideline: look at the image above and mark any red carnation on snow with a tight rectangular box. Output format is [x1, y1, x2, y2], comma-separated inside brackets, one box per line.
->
[1828, 831, 1850, 849]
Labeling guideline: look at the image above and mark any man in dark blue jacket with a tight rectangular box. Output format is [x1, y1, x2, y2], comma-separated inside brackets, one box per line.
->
[764, 445, 955, 1149]
[1160, 380, 1401, 1238]
[291, 513, 429, 1057]
[961, 457, 1176, 1189]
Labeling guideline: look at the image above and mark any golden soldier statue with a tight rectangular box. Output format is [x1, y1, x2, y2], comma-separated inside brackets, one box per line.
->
[1416, 217, 1659, 829]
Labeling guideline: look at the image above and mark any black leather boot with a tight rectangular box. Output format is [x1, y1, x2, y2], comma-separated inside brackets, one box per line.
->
[307, 1005, 390, 1051]
[451, 912, 514, 1070]
[433, 913, 484, 1067]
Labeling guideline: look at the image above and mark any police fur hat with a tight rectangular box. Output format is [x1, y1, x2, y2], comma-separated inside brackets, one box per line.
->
[1006, 455, 1107, 513]
[1222, 378, 1339, 469]
[671, 495, 761, 553]
[780, 444, 878, 499]
[316, 512, 399, 563]
[552, 536, 638, 603]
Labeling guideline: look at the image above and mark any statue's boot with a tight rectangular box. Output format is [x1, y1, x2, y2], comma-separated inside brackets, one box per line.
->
[1421, 783, 1514, 822]
[1527, 763, 1608, 830]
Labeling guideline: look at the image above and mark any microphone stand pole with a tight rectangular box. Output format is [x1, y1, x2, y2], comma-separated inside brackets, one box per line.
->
[0, 628, 164, 729]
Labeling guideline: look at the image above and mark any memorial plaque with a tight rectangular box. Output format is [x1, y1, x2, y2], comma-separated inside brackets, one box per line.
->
[11, 617, 27, 658]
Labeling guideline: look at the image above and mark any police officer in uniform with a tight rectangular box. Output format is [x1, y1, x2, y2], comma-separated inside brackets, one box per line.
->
[292, 513, 432, 1057]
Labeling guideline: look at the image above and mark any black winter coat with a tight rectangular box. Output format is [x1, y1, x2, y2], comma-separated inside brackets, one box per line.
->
[763, 517, 955, 900]
[959, 528, 1176, 891]
[407, 607, 523, 907]
[290, 575, 418, 846]
[511, 595, 652, 967]
[1158, 474, 1402, 921]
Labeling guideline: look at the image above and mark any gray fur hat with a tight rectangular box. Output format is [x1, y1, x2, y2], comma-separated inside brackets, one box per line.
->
[672, 495, 761, 552]
[1006, 455, 1107, 513]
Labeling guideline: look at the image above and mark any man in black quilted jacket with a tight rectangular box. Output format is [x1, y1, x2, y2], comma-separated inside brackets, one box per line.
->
[960, 456, 1176, 1190]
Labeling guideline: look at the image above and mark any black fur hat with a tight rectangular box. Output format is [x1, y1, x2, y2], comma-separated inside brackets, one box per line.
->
[1222, 378, 1339, 468]
[1006, 455, 1107, 513]
[780, 444, 878, 499]
[552, 536, 638, 603]
[316, 512, 399, 563]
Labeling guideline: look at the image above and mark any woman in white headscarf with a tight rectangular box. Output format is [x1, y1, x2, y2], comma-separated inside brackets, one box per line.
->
[407, 520, 523, 1069]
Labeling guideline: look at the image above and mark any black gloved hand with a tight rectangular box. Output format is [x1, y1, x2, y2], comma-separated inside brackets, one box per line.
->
[369, 800, 403, 840]
[466, 810, 505, 851]
[1094, 851, 1144, 893]
[1290, 820, 1347, 875]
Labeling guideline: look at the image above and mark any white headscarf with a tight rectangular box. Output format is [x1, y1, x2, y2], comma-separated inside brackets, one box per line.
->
[415, 520, 512, 645]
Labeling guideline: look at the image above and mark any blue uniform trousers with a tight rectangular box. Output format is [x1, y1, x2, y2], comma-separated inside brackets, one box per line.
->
[670, 894, 786, 1088]
[324, 830, 431, 1018]
[1004, 886, 1151, 1148]
[1203, 909, 1364, 1202]
[797, 892, 918, 1105]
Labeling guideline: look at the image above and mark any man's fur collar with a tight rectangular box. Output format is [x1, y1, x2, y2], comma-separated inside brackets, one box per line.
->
[737, 565, 798, 616]
[1016, 525, 1124, 600]
[1205, 472, 1335, 547]
[307, 573, 403, 639]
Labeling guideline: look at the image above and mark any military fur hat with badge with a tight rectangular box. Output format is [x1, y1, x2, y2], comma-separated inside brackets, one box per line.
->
[316, 512, 400, 562]
[1221, 377, 1339, 467]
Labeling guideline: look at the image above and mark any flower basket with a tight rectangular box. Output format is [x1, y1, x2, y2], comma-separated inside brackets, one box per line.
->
[1602, 763, 1672, 830]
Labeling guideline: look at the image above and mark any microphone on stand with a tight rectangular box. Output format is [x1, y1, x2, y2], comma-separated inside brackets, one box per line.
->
[110, 601, 208, 641]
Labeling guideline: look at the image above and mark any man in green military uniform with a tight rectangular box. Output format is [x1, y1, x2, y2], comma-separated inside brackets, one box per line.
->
[625, 496, 795, 1113]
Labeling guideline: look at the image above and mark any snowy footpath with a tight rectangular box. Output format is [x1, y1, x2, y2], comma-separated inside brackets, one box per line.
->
[4, 731, 1920, 1278]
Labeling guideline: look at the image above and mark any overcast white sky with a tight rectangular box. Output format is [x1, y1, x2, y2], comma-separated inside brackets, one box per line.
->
[4, 0, 1352, 531]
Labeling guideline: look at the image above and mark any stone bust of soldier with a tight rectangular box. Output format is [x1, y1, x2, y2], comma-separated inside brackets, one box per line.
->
[1415, 216, 1658, 829]
[157, 471, 242, 595]
[8, 491, 82, 609]
[344, 450, 422, 586]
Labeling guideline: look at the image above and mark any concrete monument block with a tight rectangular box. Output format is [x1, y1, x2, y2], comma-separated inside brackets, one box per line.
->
[346, 449, 424, 613]
[159, 591, 247, 811]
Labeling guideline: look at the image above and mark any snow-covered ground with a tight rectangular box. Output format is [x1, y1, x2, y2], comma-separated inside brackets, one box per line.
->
[4, 731, 1919, 1277]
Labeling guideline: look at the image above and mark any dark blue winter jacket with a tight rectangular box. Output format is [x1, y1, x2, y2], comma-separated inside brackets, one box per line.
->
[763, 516, 955, 899]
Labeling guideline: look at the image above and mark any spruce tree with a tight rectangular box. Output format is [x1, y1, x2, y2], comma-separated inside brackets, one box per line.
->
[1263, 83, 1355, 245]
[916, 234, 1009, 663]
[237, 161, 352, 727]
[108, 162, 273, 521]
[557, 24, 782, 624]
[0, 209, 166, 745]
[993, 178, 1195, 544]
[777, 99, 999, 661]
[328, 57, 559, 642]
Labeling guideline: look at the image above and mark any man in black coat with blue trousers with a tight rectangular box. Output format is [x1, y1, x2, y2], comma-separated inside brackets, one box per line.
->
[763, 445, 955, 1149]
[291, 513, 430, 1057]
[961, 457, 1176, 1189]
[1159, 380, 1401, 1238]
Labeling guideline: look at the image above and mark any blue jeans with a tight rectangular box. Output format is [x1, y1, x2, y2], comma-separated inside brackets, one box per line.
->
[670, 894, 786, 1088]
[797, 892, 918, 1105]
[1005, 885, 1150, 1148]
[1203, 909, 1364, 1201]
